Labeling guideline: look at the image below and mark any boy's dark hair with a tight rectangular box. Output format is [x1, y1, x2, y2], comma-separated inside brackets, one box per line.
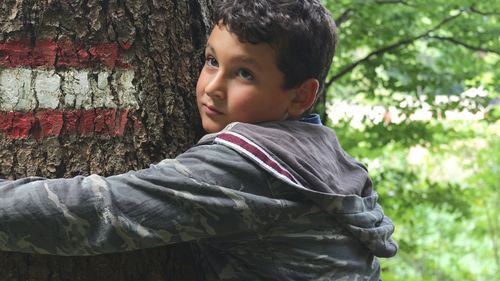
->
[214, 0, 337, 97]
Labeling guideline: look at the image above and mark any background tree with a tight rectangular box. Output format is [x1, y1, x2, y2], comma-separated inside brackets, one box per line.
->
[0, 0, 213, 280]
[316, 0, 499, 119]
[320, 0, 499, 280]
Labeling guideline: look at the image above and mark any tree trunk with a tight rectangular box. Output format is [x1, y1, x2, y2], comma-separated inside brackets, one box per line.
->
[0, 0, 213, 279]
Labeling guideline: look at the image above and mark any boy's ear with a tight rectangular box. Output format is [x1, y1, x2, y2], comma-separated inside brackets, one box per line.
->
[287, 79, 319, 119]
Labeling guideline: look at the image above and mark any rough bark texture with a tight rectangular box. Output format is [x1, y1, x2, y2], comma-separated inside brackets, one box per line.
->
[0, 0, 213, 279]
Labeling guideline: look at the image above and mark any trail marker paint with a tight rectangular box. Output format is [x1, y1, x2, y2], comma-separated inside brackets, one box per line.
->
[0, 40, 141, 139]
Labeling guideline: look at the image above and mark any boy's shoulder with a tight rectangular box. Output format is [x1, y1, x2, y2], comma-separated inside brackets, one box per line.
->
[195, 118, 371, 196]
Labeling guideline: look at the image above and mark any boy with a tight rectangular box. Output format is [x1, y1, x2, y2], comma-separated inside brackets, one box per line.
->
[0, 0, 397, 280]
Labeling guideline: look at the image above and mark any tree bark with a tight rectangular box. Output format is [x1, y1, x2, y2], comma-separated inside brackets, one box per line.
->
[0, 0, 213, 279]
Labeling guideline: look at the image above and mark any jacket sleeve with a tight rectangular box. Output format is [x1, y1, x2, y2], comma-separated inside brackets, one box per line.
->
[0, 144, 284, 256]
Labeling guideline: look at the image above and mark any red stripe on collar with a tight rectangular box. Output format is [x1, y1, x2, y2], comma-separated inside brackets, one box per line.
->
[215, 131, 300, 186]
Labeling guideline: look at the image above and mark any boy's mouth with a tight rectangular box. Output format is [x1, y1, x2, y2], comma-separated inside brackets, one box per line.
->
[202, 104, 223, 115]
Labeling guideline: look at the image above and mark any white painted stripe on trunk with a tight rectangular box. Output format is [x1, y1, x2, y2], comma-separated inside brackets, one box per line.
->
[0, 68, 139, 111]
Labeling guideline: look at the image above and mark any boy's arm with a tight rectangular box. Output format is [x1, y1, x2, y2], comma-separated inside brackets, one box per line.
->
[0, 144, 282, 256]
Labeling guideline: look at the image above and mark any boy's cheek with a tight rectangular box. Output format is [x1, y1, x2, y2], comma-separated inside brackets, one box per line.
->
[195, 70, 206, 95]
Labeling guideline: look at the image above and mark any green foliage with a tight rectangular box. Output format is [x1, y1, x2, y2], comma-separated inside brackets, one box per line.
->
[329, 118, 478, 157]
[332, 118, 499, 280]
[319, 0, 499, 116]
[322, 1, 499, 280]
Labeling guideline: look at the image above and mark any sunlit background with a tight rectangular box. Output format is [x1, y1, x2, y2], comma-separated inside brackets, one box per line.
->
[322, 1, 499, 280]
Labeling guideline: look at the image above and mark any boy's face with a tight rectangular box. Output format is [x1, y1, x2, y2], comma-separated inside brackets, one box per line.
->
[196, 24, 298, 133]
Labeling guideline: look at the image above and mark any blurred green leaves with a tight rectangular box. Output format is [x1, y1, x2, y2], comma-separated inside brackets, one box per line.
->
[334, 118, 499, 280]
[322, 1, 499, 280]
[318, 0, 499, 117]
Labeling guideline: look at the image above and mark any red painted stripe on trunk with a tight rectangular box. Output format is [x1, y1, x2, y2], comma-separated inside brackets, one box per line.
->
[0, 40, 130, 69]
[0, 109, 140, 140]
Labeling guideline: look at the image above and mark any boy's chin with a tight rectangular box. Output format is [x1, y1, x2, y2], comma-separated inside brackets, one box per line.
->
[202, 122, 225, 134]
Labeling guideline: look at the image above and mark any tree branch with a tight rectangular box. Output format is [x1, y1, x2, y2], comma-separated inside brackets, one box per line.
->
[325, 38, 416, 89]
[334, 8, 353, 27]
[325, 9, 465, 88]
[334, 0, 416, 28]
[470, 6, 500, 16]
[427, 35, 500, 55]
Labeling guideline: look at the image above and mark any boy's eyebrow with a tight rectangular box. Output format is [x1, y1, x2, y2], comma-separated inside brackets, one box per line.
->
[205, 44, 216, 54]
[234, 56, 261, 69]
[205, 43, 261, 70]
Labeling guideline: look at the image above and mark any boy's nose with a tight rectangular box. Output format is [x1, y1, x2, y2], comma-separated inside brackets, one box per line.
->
[204, 73, 226, 99]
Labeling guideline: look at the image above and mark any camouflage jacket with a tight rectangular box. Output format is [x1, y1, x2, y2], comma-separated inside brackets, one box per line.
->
[0, 120, 397, 280]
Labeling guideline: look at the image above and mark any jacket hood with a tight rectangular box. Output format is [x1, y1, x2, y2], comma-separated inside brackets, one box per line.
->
[204, 121, 398, 258]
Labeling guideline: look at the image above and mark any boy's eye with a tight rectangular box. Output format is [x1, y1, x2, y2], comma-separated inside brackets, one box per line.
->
[237, 69, 254, 81]
[206, 56, 218, 68]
